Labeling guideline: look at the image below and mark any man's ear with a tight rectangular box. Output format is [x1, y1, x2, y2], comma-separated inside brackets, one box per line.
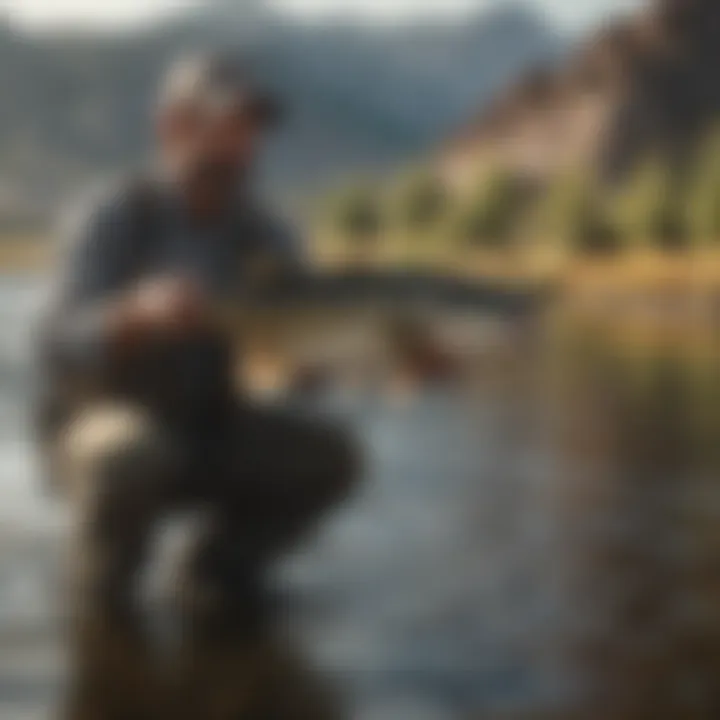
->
[157, 106, 191, 147]
[156, 108, 175, 144]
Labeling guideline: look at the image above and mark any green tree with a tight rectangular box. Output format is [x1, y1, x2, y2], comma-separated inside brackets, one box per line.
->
[392, 169, 449, 234]
[532, 172, 615, 255]
[612, 158, 685, 250]
[451, 169, 525, 249]
[330, 183, 383, 246]
[685, 127, 720, 245]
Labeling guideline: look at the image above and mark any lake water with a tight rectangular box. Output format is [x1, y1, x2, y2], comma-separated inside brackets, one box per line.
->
[0, 277, 719, 719]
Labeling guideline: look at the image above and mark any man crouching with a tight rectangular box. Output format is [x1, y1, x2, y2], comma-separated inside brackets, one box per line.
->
[36, 53, 358, 717]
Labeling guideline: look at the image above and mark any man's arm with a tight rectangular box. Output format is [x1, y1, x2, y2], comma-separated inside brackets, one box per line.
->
[253, 205, 307, 277]
[40, 190, 138, 381]
[268, 218, 306, 274]
[41, 187, 216, 388]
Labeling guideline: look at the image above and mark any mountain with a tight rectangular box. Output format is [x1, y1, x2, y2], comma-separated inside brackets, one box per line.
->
[438, 0, 720, 189]
[0, 2, 561, 221]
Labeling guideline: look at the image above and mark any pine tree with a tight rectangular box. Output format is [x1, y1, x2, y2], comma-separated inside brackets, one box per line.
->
[532, 172, 614, 254]
[452, 169, 524, 249]
[392, 169, 448, 234]
[330, 183, 383, 247]
[612, 158, 685, 250]
[686, 127, 720, 245]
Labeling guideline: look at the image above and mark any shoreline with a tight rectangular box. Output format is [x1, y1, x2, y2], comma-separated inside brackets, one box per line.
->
[4, 238, 720, 292]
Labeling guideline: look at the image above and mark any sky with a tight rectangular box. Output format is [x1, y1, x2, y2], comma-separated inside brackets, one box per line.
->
[0, 0, 646, 32]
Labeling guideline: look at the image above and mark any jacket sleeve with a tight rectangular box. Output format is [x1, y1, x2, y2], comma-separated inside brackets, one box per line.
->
[270, 219, 306, 273]
[39, 190, 136, 380]
[260, 212, 309, 286]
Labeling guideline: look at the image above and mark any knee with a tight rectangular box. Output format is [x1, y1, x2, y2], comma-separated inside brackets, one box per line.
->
[58, 405, 177, 526]
[311, 424, 362, 509]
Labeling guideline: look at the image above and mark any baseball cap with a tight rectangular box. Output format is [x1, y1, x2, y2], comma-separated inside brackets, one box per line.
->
[158, 52, 284, 128]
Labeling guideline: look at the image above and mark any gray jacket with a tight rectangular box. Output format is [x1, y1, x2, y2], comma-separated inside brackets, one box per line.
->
[38, 179, 303, 431]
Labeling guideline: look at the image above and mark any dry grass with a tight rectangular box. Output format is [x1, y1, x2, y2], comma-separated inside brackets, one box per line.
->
[6, 231, 720, 297]
[566, 249, 720, 293]
[0, 234, 50, 271]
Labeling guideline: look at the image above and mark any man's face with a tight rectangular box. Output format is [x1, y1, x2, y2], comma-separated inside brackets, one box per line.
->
[159, 103, 263, 197]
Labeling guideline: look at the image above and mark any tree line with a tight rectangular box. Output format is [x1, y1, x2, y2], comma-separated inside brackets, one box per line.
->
[319, 127, 720, 259]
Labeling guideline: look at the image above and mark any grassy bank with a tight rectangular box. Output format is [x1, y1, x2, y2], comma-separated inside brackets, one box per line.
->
[0, 235, 50, 272]
[5, 232, 720, 296]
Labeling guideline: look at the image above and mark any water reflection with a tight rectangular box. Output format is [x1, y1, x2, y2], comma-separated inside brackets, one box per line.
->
[65, 609, 339, 720]
[2, 285, 720, 718]
[547, 319, 720, 718]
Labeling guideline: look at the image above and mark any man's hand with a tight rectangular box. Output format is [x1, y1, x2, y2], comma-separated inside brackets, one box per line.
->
[108, 276, 210, 354]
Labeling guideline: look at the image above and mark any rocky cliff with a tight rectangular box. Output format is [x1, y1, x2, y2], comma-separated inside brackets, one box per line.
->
[440, 0, 720, 188]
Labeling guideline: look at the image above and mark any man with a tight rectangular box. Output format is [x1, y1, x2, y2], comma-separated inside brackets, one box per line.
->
[38, 53, 358, 637]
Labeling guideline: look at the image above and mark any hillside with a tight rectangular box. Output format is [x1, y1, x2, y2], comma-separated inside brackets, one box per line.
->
[439, 0, 720, 189]
[0, 1, 561, 223]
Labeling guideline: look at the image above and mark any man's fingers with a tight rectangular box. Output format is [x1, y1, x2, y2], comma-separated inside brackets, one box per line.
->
[133, 277, 207, 326]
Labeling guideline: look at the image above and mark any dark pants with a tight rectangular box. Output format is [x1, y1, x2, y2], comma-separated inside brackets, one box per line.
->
[55, 398, 358, 626]
[54, 399, 357, 719]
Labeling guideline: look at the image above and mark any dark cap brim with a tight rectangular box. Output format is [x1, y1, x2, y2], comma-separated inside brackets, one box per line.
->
[245, 90, 285, 129]
[195, 87, 285, 130]
[159, 53, 286, 130]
